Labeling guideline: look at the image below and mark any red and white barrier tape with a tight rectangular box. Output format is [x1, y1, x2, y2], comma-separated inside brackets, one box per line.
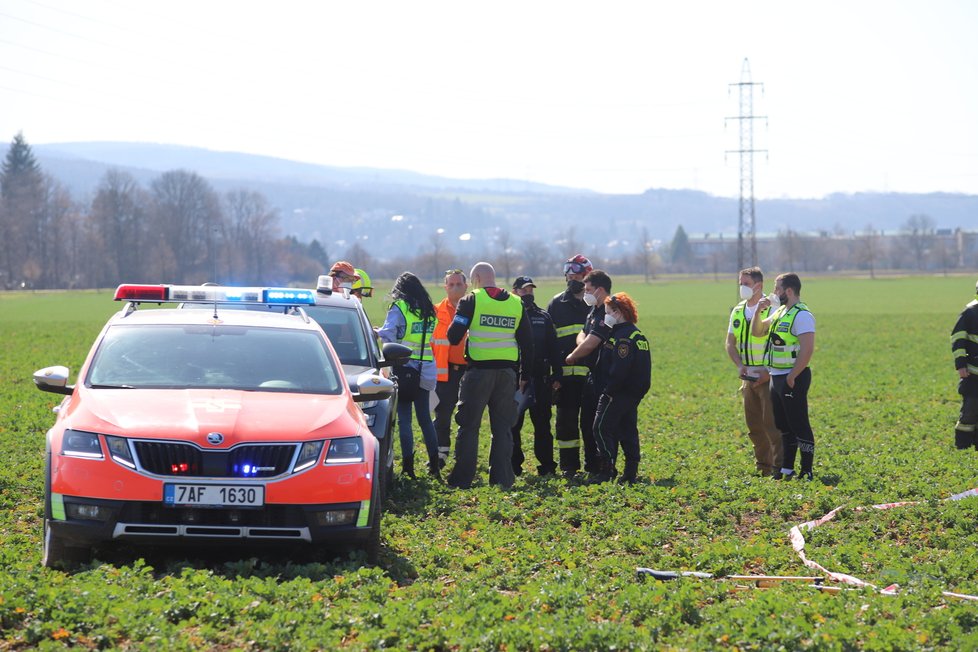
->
[789, 487, 978, 601]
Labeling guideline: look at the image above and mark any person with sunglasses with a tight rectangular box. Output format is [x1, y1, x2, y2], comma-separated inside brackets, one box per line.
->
[546, 254, 597, 478]
[327, 261, 360, 294]
[431, 268, 469, 468]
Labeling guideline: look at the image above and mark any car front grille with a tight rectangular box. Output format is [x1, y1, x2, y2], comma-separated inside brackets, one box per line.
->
[133, 441, 297, 478]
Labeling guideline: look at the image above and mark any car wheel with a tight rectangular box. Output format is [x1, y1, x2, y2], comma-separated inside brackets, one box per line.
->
[363, 471, 383, 564]
[42, 519, 91, 570]
[43, 454, 91, 570]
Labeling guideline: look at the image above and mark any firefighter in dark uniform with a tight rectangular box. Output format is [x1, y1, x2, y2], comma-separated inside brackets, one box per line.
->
[510, 276, 559, 476]
[589, 292, 651, 483]
[951, 279, 978, 450]
[547, 254, 596, 476]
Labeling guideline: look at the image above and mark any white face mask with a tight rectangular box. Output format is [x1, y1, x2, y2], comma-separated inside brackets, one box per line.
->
[739, 284, 754, 300]
[603, 312, 619, 328]
[339, 282, 353, 290]
[767, 292, 781, 309]
[583, 292, 597, 307]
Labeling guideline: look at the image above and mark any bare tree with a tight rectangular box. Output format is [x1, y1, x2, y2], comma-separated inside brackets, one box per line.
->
[150, 170, 223, 283]
[901, 214, 935, 270]
[223, 189, 278, 284]
[856, 225, 880, 278]
[494, 228, 516, 283]
[90, 170, 149, 286]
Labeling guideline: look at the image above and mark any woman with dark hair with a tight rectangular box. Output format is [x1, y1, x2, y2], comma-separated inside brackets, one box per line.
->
[376, 272, 441, 479]
[590, 292, 652, 484]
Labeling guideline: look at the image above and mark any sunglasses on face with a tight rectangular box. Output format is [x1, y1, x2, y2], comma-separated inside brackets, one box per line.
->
[563, 262, 587, 275]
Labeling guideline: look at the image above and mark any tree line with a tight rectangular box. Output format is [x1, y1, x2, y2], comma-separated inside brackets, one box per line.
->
[2, 132, 974, 291]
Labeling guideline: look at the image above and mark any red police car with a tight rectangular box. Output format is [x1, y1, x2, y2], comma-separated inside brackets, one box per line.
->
[33, 284, 393, 568]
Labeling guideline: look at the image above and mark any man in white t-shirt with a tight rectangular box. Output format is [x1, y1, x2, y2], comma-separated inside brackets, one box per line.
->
[725, 266, 782, 476]
[752, 273, 817, 480]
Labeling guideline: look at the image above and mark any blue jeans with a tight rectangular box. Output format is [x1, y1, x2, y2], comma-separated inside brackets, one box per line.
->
[397, 388, 438, 459]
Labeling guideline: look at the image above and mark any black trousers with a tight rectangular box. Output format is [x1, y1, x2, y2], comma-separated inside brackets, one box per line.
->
[553, 377, 600, 473]
[433, 365, 465, 461]
[955, 393, 978, 450]
[770, 367, 814, 474]
[593, 393, 641, 470]
[511, 376, 555, 475]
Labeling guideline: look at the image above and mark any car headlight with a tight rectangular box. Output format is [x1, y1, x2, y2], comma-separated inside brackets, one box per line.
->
[104, 435, 136, 468]
[324, 437, 364, 465]
[359, 400, 378, 409]
[293, 440, 325, 473]
[61, 429, 103, 459]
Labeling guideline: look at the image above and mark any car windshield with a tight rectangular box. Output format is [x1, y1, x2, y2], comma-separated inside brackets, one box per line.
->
[87, 324, 343, 394]
[304, 305, 370, 367]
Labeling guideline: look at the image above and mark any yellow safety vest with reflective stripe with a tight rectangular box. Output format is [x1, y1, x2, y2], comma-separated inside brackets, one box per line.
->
[467, 289, 523, 362]
[729, 300, 772, 367]
[394, 300, 434, 362]
[765, 302, 811, 369]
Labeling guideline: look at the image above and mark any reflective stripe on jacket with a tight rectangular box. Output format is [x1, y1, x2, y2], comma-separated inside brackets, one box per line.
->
[394, 300, 435, 362]
[467, 289, 523, 362]
[432, 298, 466, 381]
[729, 300, 772, 367]
[765, 302, 811, 370]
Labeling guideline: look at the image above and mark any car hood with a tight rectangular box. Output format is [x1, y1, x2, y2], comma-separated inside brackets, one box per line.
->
[67, 387, 362, 445]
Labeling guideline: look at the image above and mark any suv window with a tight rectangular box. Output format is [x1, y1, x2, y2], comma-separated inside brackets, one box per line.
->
[304, 305, 371, 367]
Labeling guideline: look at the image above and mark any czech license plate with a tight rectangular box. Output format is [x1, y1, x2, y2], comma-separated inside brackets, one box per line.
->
[164, 484, 264, 507]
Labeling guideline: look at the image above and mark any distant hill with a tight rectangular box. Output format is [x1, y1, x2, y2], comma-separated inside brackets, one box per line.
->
[20, 142, 978, 262]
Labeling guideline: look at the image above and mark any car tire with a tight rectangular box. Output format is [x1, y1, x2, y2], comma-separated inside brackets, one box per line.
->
[42, 519, 90, 570]
[43, 454, 91, 569]
[363, 469, 383, 565]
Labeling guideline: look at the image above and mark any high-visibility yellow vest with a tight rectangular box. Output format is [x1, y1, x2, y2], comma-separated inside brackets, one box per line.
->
[765, 302, 811, 369]
[467, 289, 523, 362]
[729, 300, 772, 367]
[394, 300, 434, 362]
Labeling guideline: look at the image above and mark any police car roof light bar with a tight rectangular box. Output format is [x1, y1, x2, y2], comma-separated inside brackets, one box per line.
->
[114, 284, 316, 306]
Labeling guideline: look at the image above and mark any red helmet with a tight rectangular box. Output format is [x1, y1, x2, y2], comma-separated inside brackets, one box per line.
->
[563, 254, 593, 276]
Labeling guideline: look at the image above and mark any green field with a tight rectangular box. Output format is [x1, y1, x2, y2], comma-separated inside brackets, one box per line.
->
[2, 276, 978, 650]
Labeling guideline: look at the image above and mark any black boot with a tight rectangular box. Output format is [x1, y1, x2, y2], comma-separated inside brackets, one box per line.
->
[586, 458, 615, 484]
[402, 454, 416, 479]
[427, 450, 442, 482]
[618, 460, 639, 484]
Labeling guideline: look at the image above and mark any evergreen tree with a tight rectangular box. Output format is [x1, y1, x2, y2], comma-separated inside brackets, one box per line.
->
[1, 131, 42, 198]
[669, 225, 694, 272]
[1, 132, 46, 287]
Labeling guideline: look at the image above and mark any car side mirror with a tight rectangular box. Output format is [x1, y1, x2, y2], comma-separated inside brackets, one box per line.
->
[378, 342, 412, 368]
[351, 372, 395, 402]
[33, 365, 74, 395]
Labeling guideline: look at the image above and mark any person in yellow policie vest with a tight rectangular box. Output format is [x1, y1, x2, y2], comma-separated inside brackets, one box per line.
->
[752, 272, 817, 481]
[445, 262, 534, 489]
[725, 266, 782, 476]
[376, 272, 441, 480]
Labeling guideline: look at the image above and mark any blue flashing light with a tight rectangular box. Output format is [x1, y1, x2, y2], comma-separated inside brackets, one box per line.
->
[264, 288, 316, 305]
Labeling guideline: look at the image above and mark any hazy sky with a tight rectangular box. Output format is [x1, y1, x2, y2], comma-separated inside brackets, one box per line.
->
[2, 0, 977, 199]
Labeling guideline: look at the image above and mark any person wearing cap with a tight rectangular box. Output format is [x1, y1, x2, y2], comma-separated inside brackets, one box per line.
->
[547, 254, 596, 478]
[328, 261, 360, 293]
[509, 276, 559, 476]
[951, 279, 978, 451]
[350, 268, 373, 300]
[431, 268, 469, 468]
[589, 292, 651, 483]
[563, 268, 614, 479]
[446, 262, 534, 489]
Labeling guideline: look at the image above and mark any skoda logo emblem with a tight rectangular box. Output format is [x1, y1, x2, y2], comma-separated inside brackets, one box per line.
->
[206, 432, 224, 446]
